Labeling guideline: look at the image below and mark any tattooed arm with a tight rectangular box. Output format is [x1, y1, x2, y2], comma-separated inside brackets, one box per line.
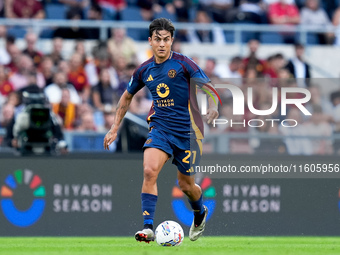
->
[104, 90, 134, 150]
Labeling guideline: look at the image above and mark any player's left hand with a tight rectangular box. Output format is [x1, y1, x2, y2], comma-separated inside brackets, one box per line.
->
[206, 108, 219, 124]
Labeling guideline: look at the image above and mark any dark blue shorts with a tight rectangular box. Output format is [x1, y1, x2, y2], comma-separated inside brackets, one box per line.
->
[143, 127, 202, 176]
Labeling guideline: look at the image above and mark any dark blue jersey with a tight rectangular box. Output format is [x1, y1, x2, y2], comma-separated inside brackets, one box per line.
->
[127, 51, 210, 139]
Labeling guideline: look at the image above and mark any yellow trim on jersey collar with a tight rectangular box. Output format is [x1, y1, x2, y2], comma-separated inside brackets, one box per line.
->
[169, 51, 173, 59]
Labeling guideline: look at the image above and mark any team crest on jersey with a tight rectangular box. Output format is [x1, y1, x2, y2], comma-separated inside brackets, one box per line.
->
[156, 83, 170, 98]
[168, 69, 177, 78]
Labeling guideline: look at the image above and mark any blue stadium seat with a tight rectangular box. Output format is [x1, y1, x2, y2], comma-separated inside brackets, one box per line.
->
[7, 27, 27, 38]
[188, 8, 197, 22]
[45, 3, 67, 19]
[154, 9, 177, 22]
[121, 7, 150, 40]
[224, 31, 235, 43]
[40, 29, 55, 39]
[307, 33, 319, 45]
[294, 33, 320, 45]
[121, 6, 142, 21]
[72, 134, 106, 152]
[260, 32, 284, 44]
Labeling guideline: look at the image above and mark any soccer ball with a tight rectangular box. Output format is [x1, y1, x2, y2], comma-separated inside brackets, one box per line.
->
[155, 220, 184, 246]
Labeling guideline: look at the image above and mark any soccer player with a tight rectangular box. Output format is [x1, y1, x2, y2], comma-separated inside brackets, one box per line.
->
[103, 18, 219, 243]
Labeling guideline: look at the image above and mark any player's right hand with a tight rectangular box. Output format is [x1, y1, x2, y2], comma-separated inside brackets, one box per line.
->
[103, 129, 117, 150]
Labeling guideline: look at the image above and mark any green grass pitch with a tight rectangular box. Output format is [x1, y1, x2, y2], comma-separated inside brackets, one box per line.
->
[1, 237, 340, 255]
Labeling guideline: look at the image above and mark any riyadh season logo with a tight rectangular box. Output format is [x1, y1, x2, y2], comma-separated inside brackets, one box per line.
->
[199, 84, 311, 128]
[1, 169, 46, 227]
[172, 177, 216, 226]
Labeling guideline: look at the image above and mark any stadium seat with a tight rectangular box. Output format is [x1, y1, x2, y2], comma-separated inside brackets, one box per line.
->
[306, 33, 319, 45]
[72, 134, 106, 152]
[121, 7, 149, 40]
[224, 31, 235, 43]
[7, 27, 27, 38]
[260, 32, 284, 44]
[121, 6, 143, 21]
[45, 4, 67, 20]
[154, 9, 177, 22]
[40, 29, 55, 39]
[188, 8, 197, 22]
[294, 33, 320, 45]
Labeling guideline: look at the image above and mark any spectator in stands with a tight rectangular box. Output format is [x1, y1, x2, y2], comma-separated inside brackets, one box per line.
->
[4, 36, 20, 73]
[188, 10, 226, 44]
[95, 0, 126, 20]
[23, 32, 43, 68]
[304, 104, 333, 155]
[6, 91, 21, 110]
[45, 71, 81, 105]
[229, 0, 266, 25]
[280, 107, 313, 155]
[9, 54, 45, 91]
[300, 0, 334, 45]
[53, 7, 88, 39]
[91, 68, 117, 113]
[198, 0, 233, 23]
[330, 90, 340, 154]
[0, 27, 11, 66]
[0, 0, 4, 17]
[113, 54, 128, 81]
[264, 53, 285, 79]
[285, 43, 311, 88]
[215, 56, 243, 83]
[52, 88, 77, 130]
[117, 62, 137, 97]
[135, 0, 155, 41]
[203, 58, 219, 82]
[171, 38, 182, 53]
[332, 5, 340, 46]
[58, 60, 70, 76]
[0, 103, 14, 128]
[251, 104, 286, 154]
[97, 110, 115, 132]
[40, 56, 55, 86]
[86, 4, 103, 40]
[228, 114, 253, 154]
[0, 65, 14, 97]
[85, 43, 119, 88]
[172, 0, 191, 22]
[268, 0, 300, 43]
[305, 85, 333, 121]
[137, 0, 155, 21]
[76, 111, 97, 131]
[50, 37, 64, 67]
[107, 28, 138, 65]
[5, 0, 45, 19]
[242, 39, 267, 76]
[58, 0, 89, 13]
[67, 53, 90, 102]
[74, 39, 88, 66]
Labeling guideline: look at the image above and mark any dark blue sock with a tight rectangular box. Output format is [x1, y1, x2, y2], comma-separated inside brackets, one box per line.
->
[188, 194, 204, 216]
[141, 193, 157, 230]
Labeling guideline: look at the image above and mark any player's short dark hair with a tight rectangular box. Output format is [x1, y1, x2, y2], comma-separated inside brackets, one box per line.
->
[149, 18, 175, 38]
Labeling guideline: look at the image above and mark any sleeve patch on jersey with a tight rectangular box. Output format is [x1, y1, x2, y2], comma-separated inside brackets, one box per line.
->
[128, 76, 133, 87]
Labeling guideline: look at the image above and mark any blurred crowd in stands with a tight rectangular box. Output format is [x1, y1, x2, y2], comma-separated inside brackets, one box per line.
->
[1, 0, 340, 44]
[0, 1, 339, 154]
